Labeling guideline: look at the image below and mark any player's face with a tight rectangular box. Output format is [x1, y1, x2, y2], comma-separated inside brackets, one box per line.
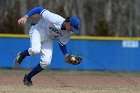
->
[65, 22, 72, 32]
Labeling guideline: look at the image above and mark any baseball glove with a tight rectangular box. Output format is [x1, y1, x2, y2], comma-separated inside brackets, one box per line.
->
[65, 55, 82, 65]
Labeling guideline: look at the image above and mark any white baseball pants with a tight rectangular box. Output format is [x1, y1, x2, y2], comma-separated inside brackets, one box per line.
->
[28, 26, 53, 69]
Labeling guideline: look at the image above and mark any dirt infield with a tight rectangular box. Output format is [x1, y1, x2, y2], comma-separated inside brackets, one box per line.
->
[0, 69, 140, 93]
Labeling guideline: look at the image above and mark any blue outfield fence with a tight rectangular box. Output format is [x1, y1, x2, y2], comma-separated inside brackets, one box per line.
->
[0, 34, 140, 71]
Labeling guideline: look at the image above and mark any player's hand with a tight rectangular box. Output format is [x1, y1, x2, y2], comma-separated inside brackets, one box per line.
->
[65, 54, 82, 65]
[18, 15, 28, 25]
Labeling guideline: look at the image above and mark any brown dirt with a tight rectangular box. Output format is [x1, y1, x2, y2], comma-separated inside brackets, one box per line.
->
[0, 69, 140, 93]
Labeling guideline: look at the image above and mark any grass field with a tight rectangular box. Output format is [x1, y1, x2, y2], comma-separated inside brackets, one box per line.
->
[0, 69, 140, 93]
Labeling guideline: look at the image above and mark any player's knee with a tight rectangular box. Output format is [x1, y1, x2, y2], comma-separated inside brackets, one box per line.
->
[40, 61, 51, 69]
[31, 50, 40, 55]
[28, 48, 40, 56]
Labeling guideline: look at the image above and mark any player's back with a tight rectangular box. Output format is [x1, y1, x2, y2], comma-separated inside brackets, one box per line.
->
[34, 10, 65, 32]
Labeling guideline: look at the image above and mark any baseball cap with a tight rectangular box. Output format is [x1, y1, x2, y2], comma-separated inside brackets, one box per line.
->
[70, 16, 80, 34]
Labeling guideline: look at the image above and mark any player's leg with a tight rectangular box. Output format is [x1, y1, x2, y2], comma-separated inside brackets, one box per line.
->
[13, 26, 41, 68]
[23, 63, 43, 86]
[23, 39, 53, 86]
[40, 39, 53, 69]
[14, 49, 30, 65]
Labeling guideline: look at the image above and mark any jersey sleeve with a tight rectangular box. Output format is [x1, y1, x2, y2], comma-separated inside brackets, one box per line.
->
[27, 7, 44, 17]
[58, 34, 71, 46]
[59, 43, 68, 55]
[41, 10, 65, 28]
[58, 35, 71, 55]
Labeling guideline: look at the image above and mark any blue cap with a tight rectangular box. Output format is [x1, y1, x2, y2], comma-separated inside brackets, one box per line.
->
[70, 16, 80, 34]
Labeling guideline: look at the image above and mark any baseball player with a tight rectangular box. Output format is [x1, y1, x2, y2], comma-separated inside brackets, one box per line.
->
[13, 7, 81, 86]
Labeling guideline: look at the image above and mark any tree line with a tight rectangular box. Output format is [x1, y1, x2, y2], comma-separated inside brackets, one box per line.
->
[0, 0, 140, 37]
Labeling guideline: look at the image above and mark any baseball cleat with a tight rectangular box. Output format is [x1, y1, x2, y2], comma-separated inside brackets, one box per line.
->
[23, 74, 33, 86]
[13, 52, 24, 69]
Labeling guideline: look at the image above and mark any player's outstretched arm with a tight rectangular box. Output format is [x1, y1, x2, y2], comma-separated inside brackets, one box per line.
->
[58, 42, 82, 65]
[18, 7, 45, 25]
[58, 43, 68, 56]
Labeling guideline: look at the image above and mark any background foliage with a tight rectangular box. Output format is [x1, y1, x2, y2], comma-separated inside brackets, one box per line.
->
[0, 0, 140, 37]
